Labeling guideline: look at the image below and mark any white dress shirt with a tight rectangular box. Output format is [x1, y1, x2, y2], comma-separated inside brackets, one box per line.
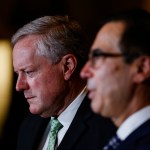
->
[40, 87, 87, 150]
[117, 105, 150, 141]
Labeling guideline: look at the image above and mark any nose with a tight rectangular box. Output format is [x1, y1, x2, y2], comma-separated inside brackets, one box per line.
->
[80, 61, 93, 80]
[16, 74, 29, 91]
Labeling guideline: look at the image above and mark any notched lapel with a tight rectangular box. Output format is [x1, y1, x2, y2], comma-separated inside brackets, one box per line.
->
[57, 97, 92, 150]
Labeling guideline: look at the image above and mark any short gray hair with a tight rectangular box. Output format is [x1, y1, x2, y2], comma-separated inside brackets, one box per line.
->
[11, 16, 88, 67]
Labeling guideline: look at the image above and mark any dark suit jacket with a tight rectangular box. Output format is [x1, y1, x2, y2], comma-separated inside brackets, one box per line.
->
[116, 119, 150, 150]
[17, 97, 116, 150]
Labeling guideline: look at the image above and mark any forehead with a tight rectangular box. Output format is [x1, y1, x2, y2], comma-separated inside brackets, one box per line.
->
[91, 21, 126, 53]
[13, 36, 35, 60]
[13, 35, 38, 51]
[13, 36, 42, 70]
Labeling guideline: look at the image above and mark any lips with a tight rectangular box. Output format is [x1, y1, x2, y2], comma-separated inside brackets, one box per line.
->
[88, 89, 95, 100]
[87, 79, 96, 100]
[24, 94, 35, 100]
[25, 96, 36, 104]
[25, 96, 34, 99]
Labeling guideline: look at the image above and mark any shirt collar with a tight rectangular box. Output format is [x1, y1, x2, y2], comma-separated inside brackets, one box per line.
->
[58, 86, 87, 129]
[117, 105, 150, 140]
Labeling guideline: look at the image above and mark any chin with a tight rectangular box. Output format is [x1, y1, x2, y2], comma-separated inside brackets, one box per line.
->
[91, 102, 101, 114]
[91, 101, 108, 117]
[29, 105, 41, 115]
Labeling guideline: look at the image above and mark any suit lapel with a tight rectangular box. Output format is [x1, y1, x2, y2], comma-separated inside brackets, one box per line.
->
[57, 96, 92, 150]
[117, 119, 150, 150]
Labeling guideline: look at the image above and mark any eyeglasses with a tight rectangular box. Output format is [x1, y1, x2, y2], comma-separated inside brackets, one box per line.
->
[89, 48, 140, 68]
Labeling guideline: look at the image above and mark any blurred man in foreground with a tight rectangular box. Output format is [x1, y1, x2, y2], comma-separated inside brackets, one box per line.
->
[81, 9, 150, 150]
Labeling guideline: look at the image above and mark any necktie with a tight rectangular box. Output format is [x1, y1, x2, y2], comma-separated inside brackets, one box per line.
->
[47, 117, 63, 150]
[103, 134, 121, 150]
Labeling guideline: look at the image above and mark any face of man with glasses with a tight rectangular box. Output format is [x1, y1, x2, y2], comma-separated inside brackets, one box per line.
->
[80, 21, 138, 126]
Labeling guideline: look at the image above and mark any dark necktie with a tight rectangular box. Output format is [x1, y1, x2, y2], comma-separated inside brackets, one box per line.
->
[103, 134, 121, 150]
[47, 117, 63, 150]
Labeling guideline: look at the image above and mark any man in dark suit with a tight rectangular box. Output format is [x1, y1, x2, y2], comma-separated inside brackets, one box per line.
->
[12, 16, 116, 150]
[80, 9, 150, 150]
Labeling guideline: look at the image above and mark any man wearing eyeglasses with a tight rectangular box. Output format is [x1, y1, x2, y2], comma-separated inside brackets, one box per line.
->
[81, 9, 150, 150]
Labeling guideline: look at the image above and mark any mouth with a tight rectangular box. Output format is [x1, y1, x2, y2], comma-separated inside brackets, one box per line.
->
[87, 79, 96, 100]
[88, 89, 95, 100]
[25, 96, 35, 102]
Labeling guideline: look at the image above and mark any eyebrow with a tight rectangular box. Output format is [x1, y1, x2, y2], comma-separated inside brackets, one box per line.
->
[90, 48, 123, 57]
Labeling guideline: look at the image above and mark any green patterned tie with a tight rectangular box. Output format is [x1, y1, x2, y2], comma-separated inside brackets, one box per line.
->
[47, 117, 63, 150]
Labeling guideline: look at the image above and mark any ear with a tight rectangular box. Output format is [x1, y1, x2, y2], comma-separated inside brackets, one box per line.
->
[133, 56, 150, 83]
[61, 54, 77, 80]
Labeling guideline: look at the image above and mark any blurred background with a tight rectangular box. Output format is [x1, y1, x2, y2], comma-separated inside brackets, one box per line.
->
[0, 0, 150, 149]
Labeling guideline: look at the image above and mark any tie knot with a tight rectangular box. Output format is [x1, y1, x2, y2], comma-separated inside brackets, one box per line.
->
[103, 134, 121, 150]
[50, 117, 63, 132]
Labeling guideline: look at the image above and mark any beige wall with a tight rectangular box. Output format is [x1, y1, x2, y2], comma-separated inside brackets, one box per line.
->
[0, 41, 13, 137]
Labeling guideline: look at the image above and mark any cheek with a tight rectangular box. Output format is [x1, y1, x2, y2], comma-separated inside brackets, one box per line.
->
[30, 78, 42, 90]
[90, 60, 135, 118]
[94, 66, 112, 91]
[99, 66, 131, 100]
[94, 63, 127, 89]
[91, 95, 103, 114]
[93, 65, 129, 101]
[28, 75, 51, 99]
[37, 72, 65, 98]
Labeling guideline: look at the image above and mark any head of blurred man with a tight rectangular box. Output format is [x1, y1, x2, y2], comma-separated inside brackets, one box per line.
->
[12, 16, 88, 118]
[80, 9, 150, 126]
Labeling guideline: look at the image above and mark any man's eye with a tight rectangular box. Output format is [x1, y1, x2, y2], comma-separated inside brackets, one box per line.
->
[26, 71, 32, 74]
[25, 71, 34, 77]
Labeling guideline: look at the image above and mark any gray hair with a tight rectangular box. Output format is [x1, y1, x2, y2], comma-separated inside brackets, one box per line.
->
[11, 16, 88, 67]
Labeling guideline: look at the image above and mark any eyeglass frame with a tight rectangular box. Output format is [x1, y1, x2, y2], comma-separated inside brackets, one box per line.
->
[89, 48, 141, 68]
